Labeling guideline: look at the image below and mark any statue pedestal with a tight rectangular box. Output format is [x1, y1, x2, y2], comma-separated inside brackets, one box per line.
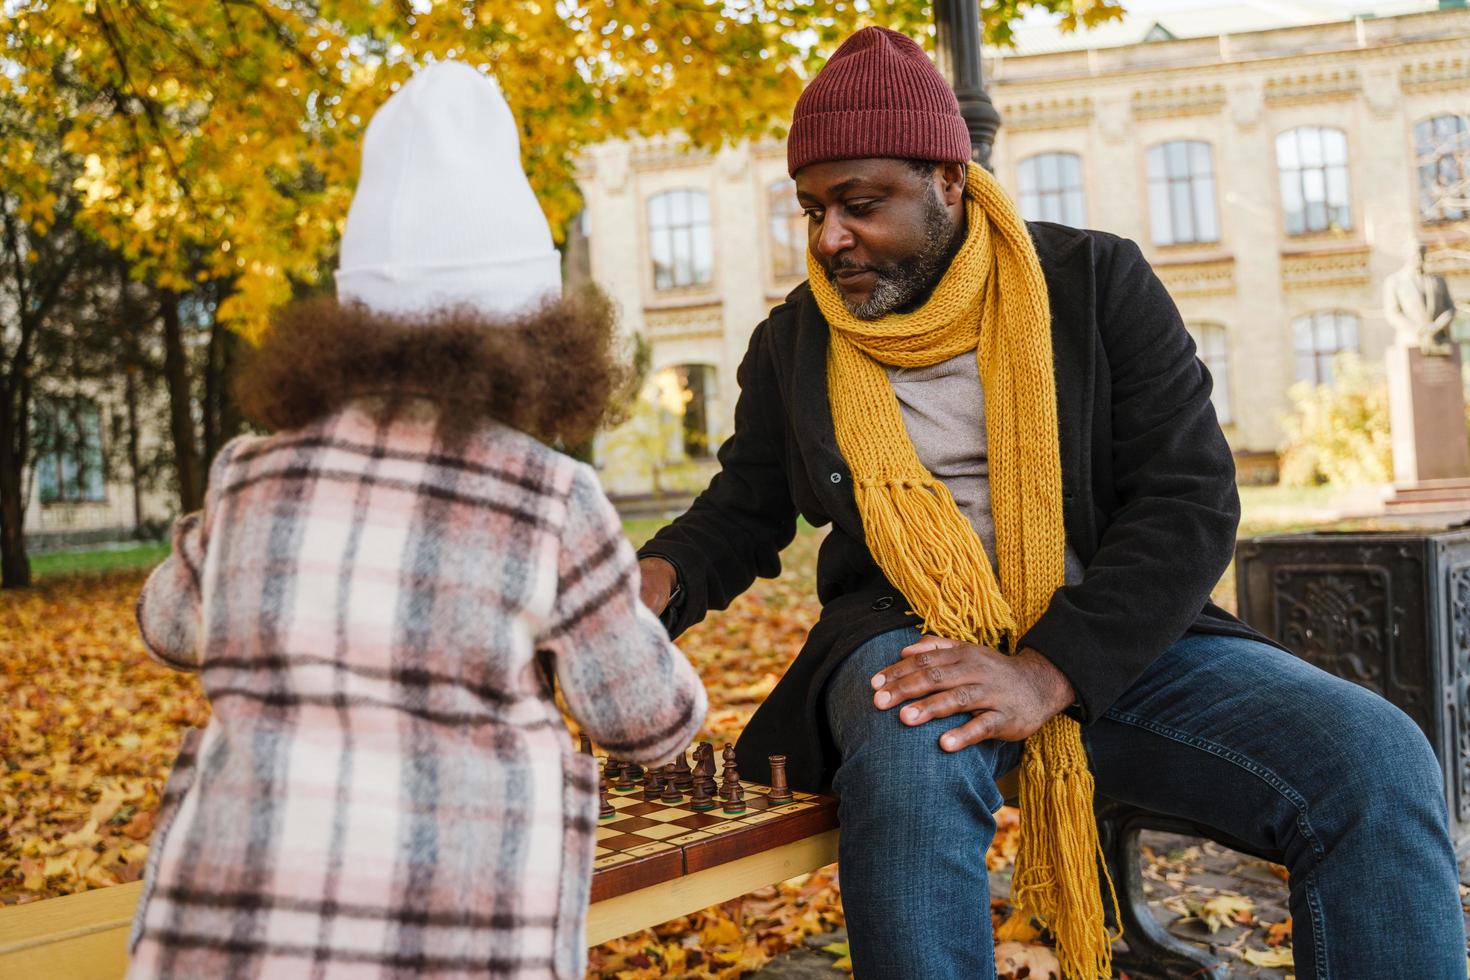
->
[1385, 343, 1470, 514]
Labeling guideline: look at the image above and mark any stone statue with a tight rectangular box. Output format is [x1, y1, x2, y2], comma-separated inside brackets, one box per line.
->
[1384, 243, 1456, 357]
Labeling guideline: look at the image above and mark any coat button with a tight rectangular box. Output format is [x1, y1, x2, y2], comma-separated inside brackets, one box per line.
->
[830, 472, 842, 484]
[871, 596, 894, 611]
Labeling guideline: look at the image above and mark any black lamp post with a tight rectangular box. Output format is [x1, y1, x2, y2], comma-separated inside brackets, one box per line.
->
[933, 0, 1001, 170]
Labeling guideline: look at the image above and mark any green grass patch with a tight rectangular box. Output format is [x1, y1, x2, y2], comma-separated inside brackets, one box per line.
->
[31, 542, 171, 580]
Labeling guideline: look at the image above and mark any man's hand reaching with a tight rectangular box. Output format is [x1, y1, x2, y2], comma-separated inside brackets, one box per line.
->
[870, 636, 1076, 751]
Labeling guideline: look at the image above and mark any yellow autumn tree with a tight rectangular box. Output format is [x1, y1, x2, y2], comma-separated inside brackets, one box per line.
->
[3, 0, 1123, 341]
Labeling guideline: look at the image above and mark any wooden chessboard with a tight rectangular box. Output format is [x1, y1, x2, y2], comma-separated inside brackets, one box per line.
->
[590, 783, 838, 903]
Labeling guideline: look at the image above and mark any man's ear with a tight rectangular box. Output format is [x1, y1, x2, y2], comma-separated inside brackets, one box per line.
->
[938, 161, 968, 207]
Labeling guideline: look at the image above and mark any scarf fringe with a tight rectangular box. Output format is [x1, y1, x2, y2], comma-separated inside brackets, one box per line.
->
[1010, 716, 1121, 979]
[855, 478, 1015, 645]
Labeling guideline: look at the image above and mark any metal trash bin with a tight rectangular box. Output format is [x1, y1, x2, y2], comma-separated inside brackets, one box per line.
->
[1235, 526, 1470, 861]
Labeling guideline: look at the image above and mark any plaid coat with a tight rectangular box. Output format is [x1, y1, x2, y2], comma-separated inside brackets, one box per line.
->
[128, 401, 707, 979]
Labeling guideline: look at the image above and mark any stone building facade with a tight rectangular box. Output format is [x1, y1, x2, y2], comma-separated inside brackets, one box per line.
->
[579, 3, 1470, 487]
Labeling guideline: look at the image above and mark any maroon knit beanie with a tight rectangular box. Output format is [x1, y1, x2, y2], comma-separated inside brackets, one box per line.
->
[787, 26, 971, 177]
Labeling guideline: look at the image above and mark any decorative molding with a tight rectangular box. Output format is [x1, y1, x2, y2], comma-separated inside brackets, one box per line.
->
[1228, 81, 1262, 129]
[643, 303, 724, 343]
[1274, 567, 1393, 697]
[1095, 97, 1131, 145]
[1153, 256, 1236, 297]
[716, 145, 750, 181]
[750, 139, 787, 160]
[1427, 245, 1470, 275]
[1131, 83, 1225, 120]
[630, 143, 711, 172]
[601, 148, 630, 195]
[1280, 246, 1372, 290]
[1401, 56, 1470, 94]
[998, 95, 1093, 132]
[1361, 66, 1400, 117]
[1263, 67, 1360, 106]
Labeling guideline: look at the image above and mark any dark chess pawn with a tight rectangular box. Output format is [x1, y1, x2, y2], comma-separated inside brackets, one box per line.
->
[720, 742, 746, 815]
[642, 765, 662, 801]
[610, 758, 635, 793]
[660, 763, 683, 804]
[672, 747, 694, 792]
[767, 754, 793, 804]
[689, 769, 716, 811]
[599, 762, 615, 820]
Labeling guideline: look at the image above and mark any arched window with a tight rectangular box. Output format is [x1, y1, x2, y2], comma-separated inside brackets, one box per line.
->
[647, 190, 712, 290]
[767, 179, 806, 280]
[1415, 114, 1469, 223]
[1185, 323, 1231, 424]
[1292, 311, 1360, 385]
[1147, 141, 1219, 245]
[1016, 153, 1086, 226]
[1276, 127, 1352, 235]
[35, 398, 107, 503]
[670, 364, 718, 459]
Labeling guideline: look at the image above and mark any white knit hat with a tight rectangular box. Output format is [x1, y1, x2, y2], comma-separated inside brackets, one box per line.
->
[336, 61, 562, 319]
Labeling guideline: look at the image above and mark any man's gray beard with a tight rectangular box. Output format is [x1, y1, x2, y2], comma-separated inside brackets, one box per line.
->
[832, 191, 958, 321]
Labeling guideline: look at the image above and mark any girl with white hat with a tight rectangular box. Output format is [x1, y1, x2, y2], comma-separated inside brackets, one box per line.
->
[126, 62, 707, 979]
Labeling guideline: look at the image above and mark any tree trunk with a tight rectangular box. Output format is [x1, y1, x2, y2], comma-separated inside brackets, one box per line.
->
[160, 291, 203, 513]
[0, 393, 32, 589]
[201, 315, 245, 471]
[125, 366, 144, 533]
[203, 315, 220, 468]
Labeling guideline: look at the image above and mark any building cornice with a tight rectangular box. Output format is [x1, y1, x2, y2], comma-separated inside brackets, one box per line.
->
[989, 27, 1469, 94]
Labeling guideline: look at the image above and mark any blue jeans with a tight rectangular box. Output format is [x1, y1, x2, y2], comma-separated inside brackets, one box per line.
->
[823, 628, 1466, 979]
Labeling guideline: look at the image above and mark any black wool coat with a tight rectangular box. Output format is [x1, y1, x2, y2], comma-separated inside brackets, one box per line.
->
[638, 221, 1279, 793]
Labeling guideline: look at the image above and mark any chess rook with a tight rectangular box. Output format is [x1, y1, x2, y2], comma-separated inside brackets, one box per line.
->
[767, 754, 793, 803]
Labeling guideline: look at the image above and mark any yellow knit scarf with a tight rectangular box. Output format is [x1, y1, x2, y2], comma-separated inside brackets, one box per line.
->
[813, 162, 1117, 978]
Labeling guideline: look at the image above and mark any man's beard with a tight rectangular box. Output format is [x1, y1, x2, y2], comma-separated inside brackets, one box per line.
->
[828, 191, 961, 320]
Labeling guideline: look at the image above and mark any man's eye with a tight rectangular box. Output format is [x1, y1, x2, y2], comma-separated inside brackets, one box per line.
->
[803, 208, 824, 221]
[846, 200, 876, 215]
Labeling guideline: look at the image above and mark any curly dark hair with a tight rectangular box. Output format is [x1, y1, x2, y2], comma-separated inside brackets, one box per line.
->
[234, 288, 633, 447]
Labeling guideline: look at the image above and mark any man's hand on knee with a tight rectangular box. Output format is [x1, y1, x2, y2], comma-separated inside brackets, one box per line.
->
[869, 637, 1077, 751]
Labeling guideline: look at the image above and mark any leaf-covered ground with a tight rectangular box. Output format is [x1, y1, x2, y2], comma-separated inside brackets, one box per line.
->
[1, 517, 1312, 977]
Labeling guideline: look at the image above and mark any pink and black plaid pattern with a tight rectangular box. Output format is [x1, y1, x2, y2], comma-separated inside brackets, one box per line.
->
[129, 402, 707, 979]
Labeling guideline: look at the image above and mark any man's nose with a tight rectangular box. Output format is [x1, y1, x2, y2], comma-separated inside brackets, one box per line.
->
[811, 213, 854, 263]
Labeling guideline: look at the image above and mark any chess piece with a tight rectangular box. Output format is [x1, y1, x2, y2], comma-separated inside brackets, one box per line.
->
[626, 761, 645, 784]
[694, 742, 717, 796]
[611, 758, 636, 793]
[599, 761, 615, 820]
[579, 732, 592, 755]
[689, 768, 716, 810]
[642, 766, 662, 801]
[720, 742, 745, 815]
[672, 746, 694, 792]
[660, 763, 683, 804]
[767, 754, 793, 804]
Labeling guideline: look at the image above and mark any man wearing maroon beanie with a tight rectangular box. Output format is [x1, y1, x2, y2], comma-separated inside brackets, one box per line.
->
[638, 26, 1464, 979]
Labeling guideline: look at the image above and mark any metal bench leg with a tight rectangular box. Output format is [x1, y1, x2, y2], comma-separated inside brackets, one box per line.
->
[1098, 803, 1231, 980]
